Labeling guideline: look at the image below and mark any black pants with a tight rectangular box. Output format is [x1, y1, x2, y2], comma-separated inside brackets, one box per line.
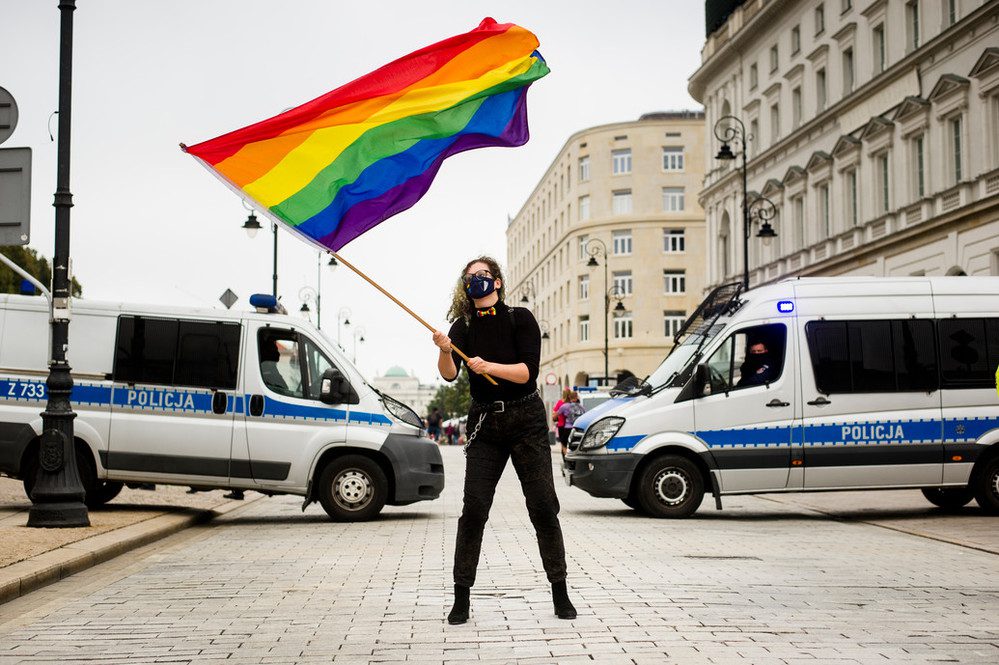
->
[453, 394, 567, 587]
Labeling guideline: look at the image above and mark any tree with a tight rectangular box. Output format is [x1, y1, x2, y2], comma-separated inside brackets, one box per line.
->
[427, 371, 470, 419]
[0, 246, 82, 296]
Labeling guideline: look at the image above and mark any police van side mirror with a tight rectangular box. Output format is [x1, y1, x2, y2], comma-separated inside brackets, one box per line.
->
[694, 364, 711, 397]
[319, 368, 350, 405]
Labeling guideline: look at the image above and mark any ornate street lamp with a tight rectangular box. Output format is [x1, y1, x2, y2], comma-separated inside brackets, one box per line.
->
[337, 307, 352, 350]
[714, 115, 751, 288]
[242, 203, 278, 298]
[352, 327, 366, 363]
[29, 0, 89, 527]
[585, 238, 624, 387]
[518, 278, 536, 305]
[749, 195, 779, 248]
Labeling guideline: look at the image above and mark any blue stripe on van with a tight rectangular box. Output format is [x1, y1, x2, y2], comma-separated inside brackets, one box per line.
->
[1, 376, 392, 426]
[605, 435, 645, 451]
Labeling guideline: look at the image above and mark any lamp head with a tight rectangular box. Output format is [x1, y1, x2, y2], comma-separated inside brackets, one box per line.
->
[715, 142, 737, 161]
[300, 303, 310, 313]
[757, 220, 778, 246]
[327, 256, 338, 272]
[242, 211, 262, 238]
[586, 256, 599, 268]
[614, 300, 626, 312]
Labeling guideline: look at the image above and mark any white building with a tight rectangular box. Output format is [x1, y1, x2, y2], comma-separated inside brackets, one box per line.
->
[369, 366, 438, 419]
[689, 0, 999, 287]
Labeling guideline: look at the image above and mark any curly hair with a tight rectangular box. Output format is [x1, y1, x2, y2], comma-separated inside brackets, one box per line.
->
[445, 256, 506, 323]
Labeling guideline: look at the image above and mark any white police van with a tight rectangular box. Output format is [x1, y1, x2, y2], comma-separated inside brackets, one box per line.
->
[0, 293, 444, 521]
[564, 277, 999, 518]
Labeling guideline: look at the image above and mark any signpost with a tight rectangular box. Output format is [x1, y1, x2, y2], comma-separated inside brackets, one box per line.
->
[0, 86, 31, 246]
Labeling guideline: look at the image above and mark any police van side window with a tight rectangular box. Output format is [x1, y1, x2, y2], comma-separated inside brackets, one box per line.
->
[805, 319, 937, 394]
[301, 336, 338, 401]
[704, 323, 787, 393]
[257, 329, 304, 398]
[113, 316, 240, 389]
[938, 318, 999, 389]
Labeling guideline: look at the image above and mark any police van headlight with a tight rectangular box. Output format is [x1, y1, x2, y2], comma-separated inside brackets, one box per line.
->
[578, 417, 625, 451]
[380, 395, 423, 429]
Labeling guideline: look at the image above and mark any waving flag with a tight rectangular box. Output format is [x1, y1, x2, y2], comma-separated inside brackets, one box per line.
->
[184, 17, 548, 251]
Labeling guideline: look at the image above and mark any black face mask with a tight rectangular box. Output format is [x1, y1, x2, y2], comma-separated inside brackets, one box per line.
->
[465, 275, 497, 299]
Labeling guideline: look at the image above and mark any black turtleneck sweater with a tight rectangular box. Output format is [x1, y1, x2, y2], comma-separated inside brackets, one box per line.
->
[445, 300, 541, 402]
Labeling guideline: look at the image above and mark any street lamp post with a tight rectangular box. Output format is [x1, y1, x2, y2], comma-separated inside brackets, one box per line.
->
[299, 252, 337, 330]
[352, 327, 366, 363]
[749, 195, 779, 251]
[28, 0, 90, 528]
[585, 239, 624, 387]
[518, 279, 536, 305]
[242, 209, 278, 298]
[714, 115, 751, 289]
[337, 307, 351, 350]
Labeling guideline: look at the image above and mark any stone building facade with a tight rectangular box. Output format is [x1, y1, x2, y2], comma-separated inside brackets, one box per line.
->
[690, 0, 999, 287]
[506, 112, 707, 387]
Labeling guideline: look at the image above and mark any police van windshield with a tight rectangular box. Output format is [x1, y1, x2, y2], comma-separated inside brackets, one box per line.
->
[645, 322, 727, 390]
[631, 281, 744, 394]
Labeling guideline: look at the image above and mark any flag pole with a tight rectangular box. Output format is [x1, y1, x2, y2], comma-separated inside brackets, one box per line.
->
[329, 250, 499, 386]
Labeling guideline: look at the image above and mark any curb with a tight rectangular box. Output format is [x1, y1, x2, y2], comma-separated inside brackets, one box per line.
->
[0, 496, 260, 605]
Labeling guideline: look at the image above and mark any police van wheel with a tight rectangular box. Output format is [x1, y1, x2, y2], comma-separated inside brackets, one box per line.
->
[636, 455, 704, 518]
[973, 458, 999, 516]
[318, 455, 388, 522]
[921, 487, 973, 511]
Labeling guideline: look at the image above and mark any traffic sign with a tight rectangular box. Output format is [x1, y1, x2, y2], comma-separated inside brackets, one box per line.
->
[544, 372, 558, 385]
[219, 288, 239, 309]
[0, 147, 31, 246]
[0, 87, 17, 145]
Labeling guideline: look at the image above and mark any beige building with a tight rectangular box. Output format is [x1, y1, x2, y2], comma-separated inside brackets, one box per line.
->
[369, 366, 437, 418]
[690, 0, 999, 287]
[506, 112, 707, 388]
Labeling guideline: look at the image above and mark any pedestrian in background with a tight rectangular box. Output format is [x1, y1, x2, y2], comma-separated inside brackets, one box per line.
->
[552, 387, 572, 449]
[432, 256, 576, 625]
[556, 392, 586, 458]
[427, 408, 442, 442]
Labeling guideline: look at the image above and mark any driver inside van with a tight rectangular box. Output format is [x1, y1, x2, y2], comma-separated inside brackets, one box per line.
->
[737, 339, 777, 387]
[259, 338, 291, 394]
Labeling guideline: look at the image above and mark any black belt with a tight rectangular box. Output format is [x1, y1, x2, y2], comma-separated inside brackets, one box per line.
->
[471, 390, 538, 414]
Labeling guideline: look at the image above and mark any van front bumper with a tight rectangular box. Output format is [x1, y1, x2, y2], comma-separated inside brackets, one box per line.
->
[563, 452, 641, 499]
[381, 434, 445, 505]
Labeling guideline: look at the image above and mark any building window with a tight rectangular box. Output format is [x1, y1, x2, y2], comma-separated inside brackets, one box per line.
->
[843, 47, 854, 93]
[578, 234, 589, 260]
[749, 62, 759, 90]
[816, 68, 827, 111]
[578, 155, 590, 182]
[612, 148, 632, 175]
[842, 0, 852, 11]
[873, 24, 886, 73]
[769, 44, 779, 72]
[818, 183, 831, 238]
[662, 187, 685, 212]
[578, 274, 589, 300]
[792, 195, 805, 246]
[947, 0, 958, 25]
[815, 3, 825, 34]
[664, 270, 686, 294]
[664, 228, 686, 253]
[906, 1, 920, 51]
[950, 115, 963, 183]
[791, 25, 801, 54]
[578, 195, 590, 221]
[612, 190, 633, 215]
[792, 86, 803, 128]
[845, 168, 859, 226]
[912, 134, 925, 198]
[579, 315, 590, 342]
[613, 311, 633, 339]
[877, 152, 890, 213]
[770, 103, 781, 143]
[612, 270, 633, 296]
[662, 146, 685, 171]
[612, 229, 632, 255]
[664, 310, 686, 338]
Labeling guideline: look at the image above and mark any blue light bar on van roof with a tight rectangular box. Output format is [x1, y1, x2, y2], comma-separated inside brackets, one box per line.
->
[250, 294, 279, 313]
[777, 300, 795, 313]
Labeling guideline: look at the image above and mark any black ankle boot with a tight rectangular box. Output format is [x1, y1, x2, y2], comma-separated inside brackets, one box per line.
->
[552, 580, 577, 620]
[447, 584, 470, 624]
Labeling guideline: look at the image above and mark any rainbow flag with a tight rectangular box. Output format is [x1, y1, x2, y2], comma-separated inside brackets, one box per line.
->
[184, 17, 548, 251]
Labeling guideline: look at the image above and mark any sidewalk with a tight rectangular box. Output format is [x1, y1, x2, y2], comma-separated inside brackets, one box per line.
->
[0, 477, 258, 604]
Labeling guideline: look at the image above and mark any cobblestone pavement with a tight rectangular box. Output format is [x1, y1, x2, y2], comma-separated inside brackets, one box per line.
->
[0, 446, 997, 664]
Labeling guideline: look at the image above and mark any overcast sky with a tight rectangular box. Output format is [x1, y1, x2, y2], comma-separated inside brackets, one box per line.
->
[3, 0, 705, 390]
